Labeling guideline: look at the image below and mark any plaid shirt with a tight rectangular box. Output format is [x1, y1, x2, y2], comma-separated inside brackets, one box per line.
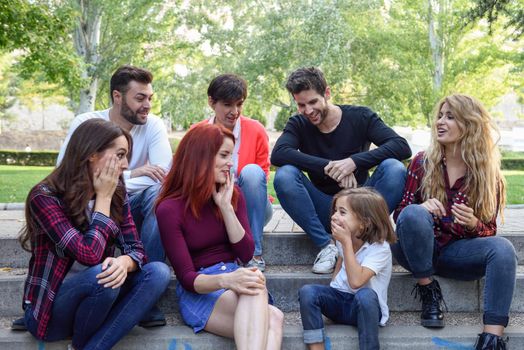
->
[394, 152, 497, 248]
[23, 184, 146, 339]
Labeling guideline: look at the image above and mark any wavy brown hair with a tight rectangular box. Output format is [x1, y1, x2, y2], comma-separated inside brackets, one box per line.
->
[332, 187, 396, 244]
[19, 119, 132, 252]
[422, 94, 506, 222]
[157, 123, 239, 219]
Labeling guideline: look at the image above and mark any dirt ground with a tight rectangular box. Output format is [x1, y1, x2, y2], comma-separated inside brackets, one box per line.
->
[0, 130, 68, 151]
[0, 130, 283, 151]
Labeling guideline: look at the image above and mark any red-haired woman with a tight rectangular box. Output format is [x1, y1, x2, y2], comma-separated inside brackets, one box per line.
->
[156, 124, 283, 350]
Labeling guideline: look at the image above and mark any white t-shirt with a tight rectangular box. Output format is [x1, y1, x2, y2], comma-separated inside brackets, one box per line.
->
[330, 241, 392, 326]
[57, 109, 172, 194]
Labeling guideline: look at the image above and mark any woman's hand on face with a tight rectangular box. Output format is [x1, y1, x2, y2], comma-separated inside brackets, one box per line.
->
[212, 172, 234, 210]
[420, 198, 446, 218]
[224, 267, 265, 295]
[96, 256, 130, 289]
[93, 154, 120, 200]
[451, 203, 479, 230]
[331, 220, 352, 247]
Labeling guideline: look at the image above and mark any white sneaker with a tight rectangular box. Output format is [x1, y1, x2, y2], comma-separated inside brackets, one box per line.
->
[312, 243, 338, 274]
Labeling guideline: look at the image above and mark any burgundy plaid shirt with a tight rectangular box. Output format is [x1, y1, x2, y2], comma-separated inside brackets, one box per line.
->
[394, 152, 497, 248]
[23, 184, 146, 339]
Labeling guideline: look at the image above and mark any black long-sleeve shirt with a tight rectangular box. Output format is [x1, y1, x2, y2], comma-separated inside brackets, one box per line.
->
[271, 105, 412, 195]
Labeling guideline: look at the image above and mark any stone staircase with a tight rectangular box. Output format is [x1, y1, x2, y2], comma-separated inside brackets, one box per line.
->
[1, 205, 524, 349]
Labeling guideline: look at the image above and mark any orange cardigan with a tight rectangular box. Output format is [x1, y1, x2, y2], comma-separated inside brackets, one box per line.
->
[192, 116, 270, 179]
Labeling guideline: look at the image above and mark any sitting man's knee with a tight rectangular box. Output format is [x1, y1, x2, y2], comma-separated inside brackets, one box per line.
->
[377, 158, 407, 183]
[274, 165, 300, 191]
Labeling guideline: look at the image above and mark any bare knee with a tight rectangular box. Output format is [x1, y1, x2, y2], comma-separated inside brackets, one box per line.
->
[269, 305, 284, 330]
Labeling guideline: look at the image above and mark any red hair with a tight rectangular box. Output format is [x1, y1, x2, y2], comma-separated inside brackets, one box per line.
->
[157, 123, 239, 218]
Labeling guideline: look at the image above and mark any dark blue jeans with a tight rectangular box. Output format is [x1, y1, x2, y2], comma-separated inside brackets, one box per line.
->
[274, 159, 407, 248]
[237, 164, 273, 256]
[299, 284, 381, 350]
[130, 183, 165, 262]
[24, 261, 170, 349]
[391, 204, 517, 326]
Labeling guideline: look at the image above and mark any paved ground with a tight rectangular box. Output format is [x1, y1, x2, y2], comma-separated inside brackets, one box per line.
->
[1, 204, 523, 236]
[265, 205, 524, 235]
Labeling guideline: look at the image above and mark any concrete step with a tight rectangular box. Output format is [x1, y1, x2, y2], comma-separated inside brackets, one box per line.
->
[2, 208, 524, 268]
[2, 267, 524, 317]
[1, 323, 524, 349]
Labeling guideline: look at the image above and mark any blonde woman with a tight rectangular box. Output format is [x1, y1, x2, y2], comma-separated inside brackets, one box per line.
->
[392, 94, 515, 350]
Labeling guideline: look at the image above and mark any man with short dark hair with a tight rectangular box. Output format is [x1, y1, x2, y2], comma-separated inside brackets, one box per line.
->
[57, 65, 171, 327]
[272, 67, 411, 274]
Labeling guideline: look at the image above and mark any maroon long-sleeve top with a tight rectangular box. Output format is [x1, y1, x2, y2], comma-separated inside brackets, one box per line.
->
[156, 190, 254, 293]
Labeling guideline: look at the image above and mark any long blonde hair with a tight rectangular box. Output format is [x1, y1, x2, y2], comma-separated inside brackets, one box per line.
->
[422, 94, 505, 222]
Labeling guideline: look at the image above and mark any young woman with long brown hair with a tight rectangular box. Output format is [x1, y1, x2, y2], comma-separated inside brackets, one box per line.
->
[19, 119, 170, 350]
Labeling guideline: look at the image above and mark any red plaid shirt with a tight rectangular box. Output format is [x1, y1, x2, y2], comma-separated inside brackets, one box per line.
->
[394, 152, 497, 247]
[23, 184, 146, 339]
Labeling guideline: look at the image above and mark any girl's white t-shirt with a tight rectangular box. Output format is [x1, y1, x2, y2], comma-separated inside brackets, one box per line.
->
[330, 240, 392, 325]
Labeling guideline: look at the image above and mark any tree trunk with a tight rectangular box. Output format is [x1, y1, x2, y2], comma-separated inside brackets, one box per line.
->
[428, 0, 444, 125]
[74, 0, 102, 114]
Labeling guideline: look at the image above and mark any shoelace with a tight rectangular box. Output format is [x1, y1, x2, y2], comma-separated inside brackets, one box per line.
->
[316, 246, 336, 262]
[411, 282, 449, 312]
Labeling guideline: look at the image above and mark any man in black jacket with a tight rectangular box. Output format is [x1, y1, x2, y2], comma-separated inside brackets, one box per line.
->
[272, 67, 411, 274]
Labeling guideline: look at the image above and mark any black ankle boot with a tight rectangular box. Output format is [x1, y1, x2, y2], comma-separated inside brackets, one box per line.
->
[412, 279, 446, 328]
[474, 332, 508, 350]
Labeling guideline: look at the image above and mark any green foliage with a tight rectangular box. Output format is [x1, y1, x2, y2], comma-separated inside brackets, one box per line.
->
[0, 150, 58, 166]
[274, 106, 294, 131]
[463, 0, 523, 38]
[502, 158, 524, 170]
[0, 53, 18, 132]
[0, 0, 82, 94]
[0, 0, 521, 128]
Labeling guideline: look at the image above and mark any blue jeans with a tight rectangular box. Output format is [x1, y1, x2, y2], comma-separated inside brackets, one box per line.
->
[237, 164, 273, 256]
[299, 284, 381, 350]
[24, 262, 171, 349]
[391, 204, 517, 326]
[129, 183, 165, 262]
[274, 159, 406, 248]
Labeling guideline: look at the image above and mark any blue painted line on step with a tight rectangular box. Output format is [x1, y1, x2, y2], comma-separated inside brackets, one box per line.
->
[432, 337, 473, 349]
[184, 343, 192, 350]
[38, 341, 45, 350]
[325, 335, 332, 350]
[168, 338, 177, 350]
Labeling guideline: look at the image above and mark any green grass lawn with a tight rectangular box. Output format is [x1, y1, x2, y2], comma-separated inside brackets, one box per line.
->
[0, 165, 54, 202]
[1, 165, 523, 205]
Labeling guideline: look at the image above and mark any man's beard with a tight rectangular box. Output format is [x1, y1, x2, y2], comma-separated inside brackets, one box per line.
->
[121, 97, 147, 125]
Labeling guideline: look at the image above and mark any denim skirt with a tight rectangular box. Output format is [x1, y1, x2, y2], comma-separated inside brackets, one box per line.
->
[177, 261, 239, 333]
[177, 261, 274, 333]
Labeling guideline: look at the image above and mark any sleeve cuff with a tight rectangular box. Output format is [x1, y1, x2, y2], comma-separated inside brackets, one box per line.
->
[127, 251, 146, 269]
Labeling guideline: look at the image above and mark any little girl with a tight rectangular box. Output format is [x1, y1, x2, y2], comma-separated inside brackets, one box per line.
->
[299, 187, 396, 350]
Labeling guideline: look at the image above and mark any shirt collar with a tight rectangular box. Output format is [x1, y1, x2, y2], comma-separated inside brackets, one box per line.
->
[207, 116, 241, 140]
